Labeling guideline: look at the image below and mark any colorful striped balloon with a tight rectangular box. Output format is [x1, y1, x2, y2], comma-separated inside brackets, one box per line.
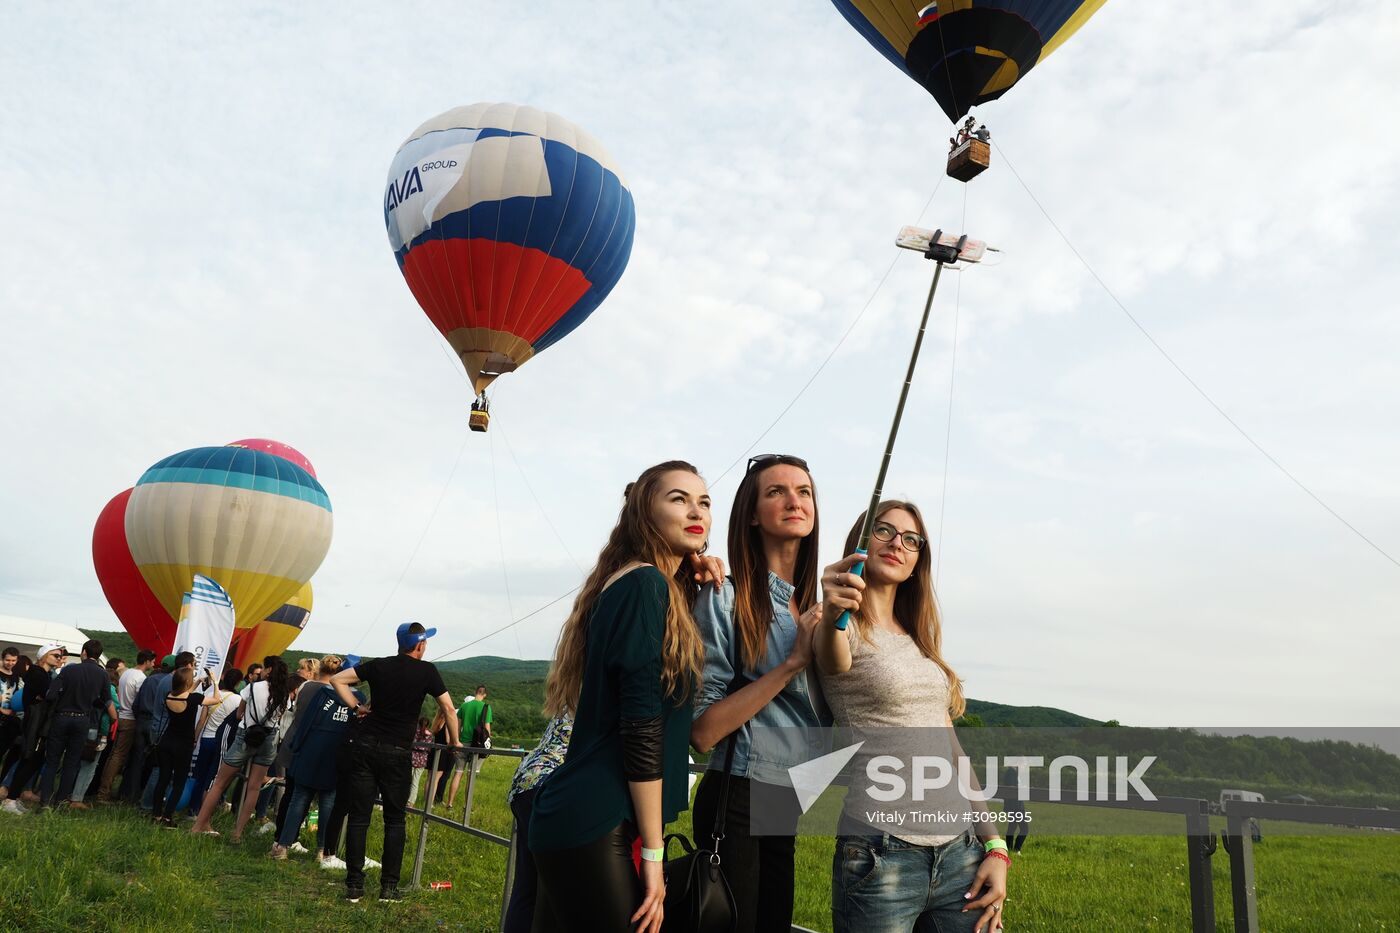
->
[232, 582, 313, 671]
[124, 447, 332, 632]
[384, 103, 636, 395]
[93, 488, 176, 654]
[225, 438, 317, 479]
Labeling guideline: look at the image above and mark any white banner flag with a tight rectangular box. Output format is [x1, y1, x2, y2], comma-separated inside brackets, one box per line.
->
[174, 574, 236, 682]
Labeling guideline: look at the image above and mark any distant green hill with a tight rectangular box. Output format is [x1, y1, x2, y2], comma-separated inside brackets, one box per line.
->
[962, 699, 1101, 727]
[81, 630, 1095, 742]
[82, 629, 1398, 807]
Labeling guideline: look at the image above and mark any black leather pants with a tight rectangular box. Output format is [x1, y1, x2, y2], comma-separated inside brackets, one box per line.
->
[532, 820, 641, 932]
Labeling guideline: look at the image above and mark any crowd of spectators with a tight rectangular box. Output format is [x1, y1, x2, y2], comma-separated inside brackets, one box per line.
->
[0, 629, 474, 904]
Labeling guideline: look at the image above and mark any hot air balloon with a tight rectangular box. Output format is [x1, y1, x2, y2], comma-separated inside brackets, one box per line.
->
[232, 582, 312, 671]
[832, 1, 1105, 121]
[384, 102, 636, 431]
[226, 438, 317, 478]
[93, 488, 177, 654]
[124, 446, 332, 636]
[831, 1, 1105, 178]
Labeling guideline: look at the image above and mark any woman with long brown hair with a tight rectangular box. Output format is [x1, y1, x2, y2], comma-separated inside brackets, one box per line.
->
[189, 655, 293, 842]
[816, 501, 1008, 933]
[528, 460, 712, 933]
[689, 453, 826, 933]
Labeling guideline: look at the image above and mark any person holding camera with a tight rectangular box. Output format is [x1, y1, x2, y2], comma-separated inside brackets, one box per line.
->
[150, 666, 223, 826]
[189, 656, 293, 842]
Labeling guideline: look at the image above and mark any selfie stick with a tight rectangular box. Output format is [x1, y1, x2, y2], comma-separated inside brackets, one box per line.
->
[835, 229, 980, 630]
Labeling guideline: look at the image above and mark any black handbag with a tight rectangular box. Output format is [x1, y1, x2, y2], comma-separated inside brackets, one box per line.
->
[242, 688, 273, 747]
[471, 703, 492, 747]
[661, 735, 738, 933]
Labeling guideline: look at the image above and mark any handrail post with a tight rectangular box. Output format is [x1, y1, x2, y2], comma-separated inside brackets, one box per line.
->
[462, 747, 480, 829]
[1184, 802, 1217, 933]
[500, 808, 518, 933]
[1224, 807, 1260, 933]
[411, 746, 441, 890]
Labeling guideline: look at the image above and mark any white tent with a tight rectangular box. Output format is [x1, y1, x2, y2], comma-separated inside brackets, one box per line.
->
[0, 614, 96, 665]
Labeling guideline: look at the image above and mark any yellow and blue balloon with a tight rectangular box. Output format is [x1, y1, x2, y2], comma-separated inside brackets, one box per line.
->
[124, 446, 332, 640]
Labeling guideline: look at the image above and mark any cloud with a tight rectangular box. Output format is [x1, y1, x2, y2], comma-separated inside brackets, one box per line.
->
[1, 1, 1397, 724]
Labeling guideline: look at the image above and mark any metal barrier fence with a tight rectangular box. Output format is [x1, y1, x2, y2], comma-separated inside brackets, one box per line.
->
[990, 787, 1219, 933]
[1221, 799, 1400, 933]
[404, 743, 821, 933]
[402, 743, 1391, 932]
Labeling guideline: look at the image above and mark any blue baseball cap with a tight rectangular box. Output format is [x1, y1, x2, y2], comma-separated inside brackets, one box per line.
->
[396, 622, 437, 651]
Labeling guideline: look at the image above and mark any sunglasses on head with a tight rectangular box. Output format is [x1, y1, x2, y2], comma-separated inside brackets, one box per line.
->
[745, 454, 810, 474]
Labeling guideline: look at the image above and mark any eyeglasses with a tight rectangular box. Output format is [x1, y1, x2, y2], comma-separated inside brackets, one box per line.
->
[746, 454, 810, 474]
[872, 521, 926, 552]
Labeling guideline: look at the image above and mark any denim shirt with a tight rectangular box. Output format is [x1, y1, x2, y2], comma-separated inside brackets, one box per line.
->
[693, 574, 831, 784]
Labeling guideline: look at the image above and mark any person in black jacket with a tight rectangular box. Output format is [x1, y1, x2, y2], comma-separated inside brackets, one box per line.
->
[41, 639, 118, 809]
[0, 648, 21, 790]
[1, 644, 65, 807]
[529, 460, 716, 933]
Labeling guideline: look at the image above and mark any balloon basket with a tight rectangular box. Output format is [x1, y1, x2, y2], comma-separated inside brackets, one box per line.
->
[469, 395, 491, 433]
[947, 138, 990, 182]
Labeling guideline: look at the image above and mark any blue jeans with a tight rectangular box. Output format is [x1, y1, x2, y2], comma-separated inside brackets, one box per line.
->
[278, 782, 335, 851]
[140, 767, 160, 810]
[122, 718, 154, 804]
[832, 829, 983, 933]
[186, 733, 225, 815]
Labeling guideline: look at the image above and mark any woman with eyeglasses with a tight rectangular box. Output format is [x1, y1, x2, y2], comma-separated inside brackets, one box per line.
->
[816, 501, 1008, 933]
[689, 453, 826, 933]
[529, 460, 715, 933]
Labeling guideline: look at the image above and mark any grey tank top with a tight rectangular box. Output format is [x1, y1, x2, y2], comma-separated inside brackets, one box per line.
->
[819, 624, 962, 845]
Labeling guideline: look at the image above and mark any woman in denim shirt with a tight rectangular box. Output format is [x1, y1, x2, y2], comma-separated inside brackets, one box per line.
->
[690, 454, 827, 933]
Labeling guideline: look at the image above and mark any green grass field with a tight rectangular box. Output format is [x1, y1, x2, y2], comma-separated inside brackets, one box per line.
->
[3, 755, 1397, 932]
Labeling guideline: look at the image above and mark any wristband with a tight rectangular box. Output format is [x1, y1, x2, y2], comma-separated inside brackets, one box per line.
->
[983, 838, 1008, 853]
[984, 849, 1011, 866]
[640, 845, 665, 863]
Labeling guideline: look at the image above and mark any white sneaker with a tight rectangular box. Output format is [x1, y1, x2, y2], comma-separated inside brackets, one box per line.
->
[257, 821, 276, 835]
[1, 800, 25, 815]
[363, 856, 381, 870]
[289, 841, 309, 854]
[319, 855, 347, 870]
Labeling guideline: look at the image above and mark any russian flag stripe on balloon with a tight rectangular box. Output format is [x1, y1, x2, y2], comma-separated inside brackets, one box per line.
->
[385, 103, 636, 394]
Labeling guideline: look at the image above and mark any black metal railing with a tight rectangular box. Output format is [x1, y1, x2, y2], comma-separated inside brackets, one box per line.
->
[404, 743, 1393, 933]
[991, 787, 1219, 932]
[1221, 799, 1400, 933]
[404, 742, 822, 933]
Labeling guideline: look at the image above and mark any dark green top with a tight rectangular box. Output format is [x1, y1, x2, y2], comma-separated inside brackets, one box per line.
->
[529, 566, 694, 851]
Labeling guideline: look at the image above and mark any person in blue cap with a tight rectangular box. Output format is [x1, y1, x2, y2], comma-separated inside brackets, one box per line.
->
[330, 621, 460, 904]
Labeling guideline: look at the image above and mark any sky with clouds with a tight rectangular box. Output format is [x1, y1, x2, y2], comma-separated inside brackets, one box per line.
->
[2, 1, 1397, 728]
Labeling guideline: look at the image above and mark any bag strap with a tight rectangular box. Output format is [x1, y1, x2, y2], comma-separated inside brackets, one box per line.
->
[248, 685, 263, 726]
[710, 732, 739, 847]
[710, 619, 748, 848]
